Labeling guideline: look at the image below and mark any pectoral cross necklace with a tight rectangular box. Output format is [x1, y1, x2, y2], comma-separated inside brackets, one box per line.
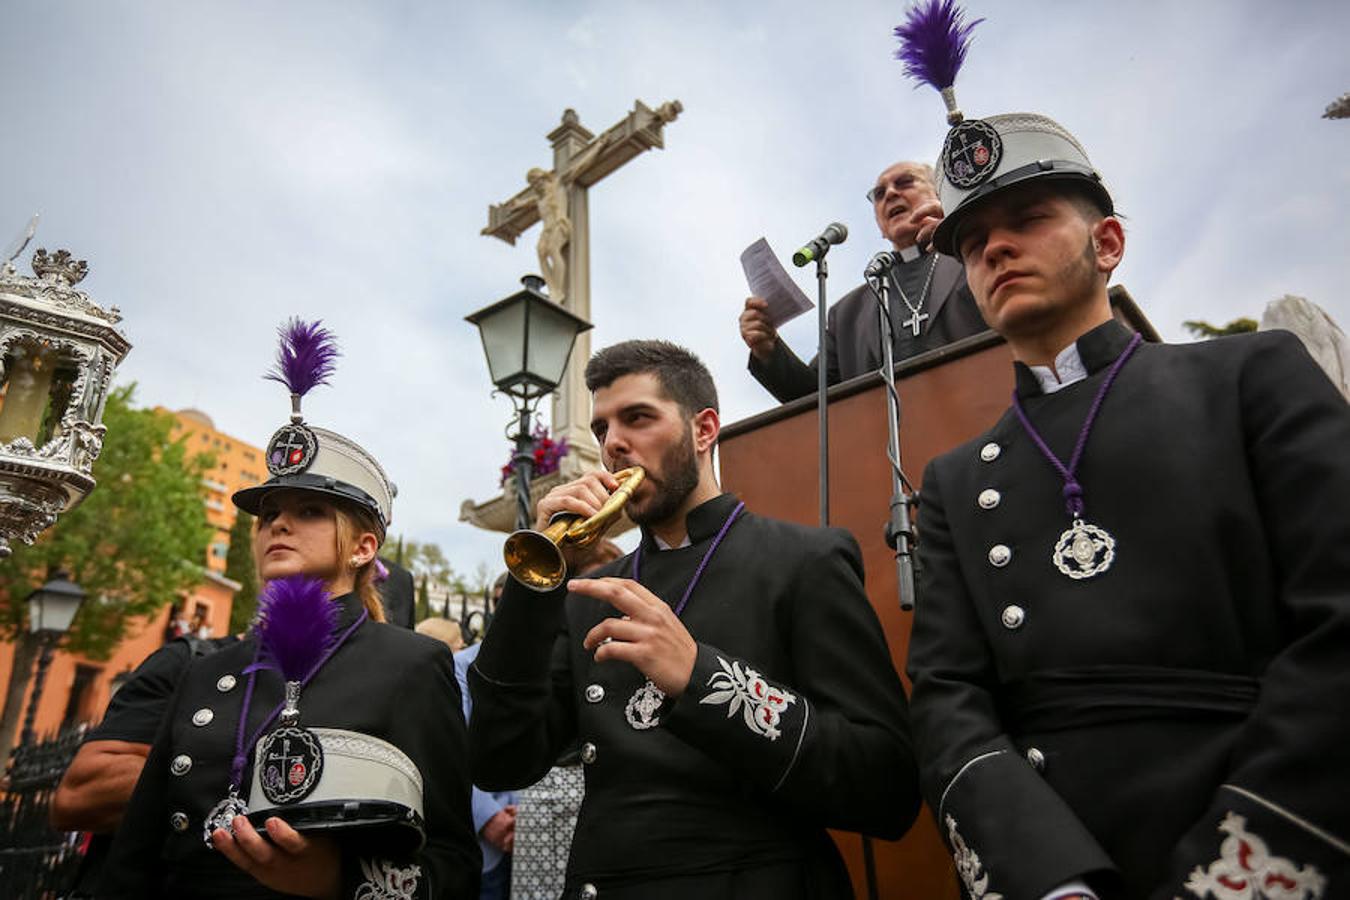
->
[896, 254, 939, 337]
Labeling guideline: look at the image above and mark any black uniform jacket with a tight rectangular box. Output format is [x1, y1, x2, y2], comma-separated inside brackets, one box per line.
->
[749, 252, 986, 403]
[469, 494, 919, 899]
[99, 593, 481, 899]
[908, 320, 1350, 900]
[71, 636, 236, 897]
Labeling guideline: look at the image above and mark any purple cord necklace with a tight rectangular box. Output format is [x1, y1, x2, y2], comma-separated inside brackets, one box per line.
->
[622, 500, 745, 730]
[1010, 332, 1142, 579]
[202, 607, 367, 846]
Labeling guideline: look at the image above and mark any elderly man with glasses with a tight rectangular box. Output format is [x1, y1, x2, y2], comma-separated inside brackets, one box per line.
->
[740, 161, 986, 403]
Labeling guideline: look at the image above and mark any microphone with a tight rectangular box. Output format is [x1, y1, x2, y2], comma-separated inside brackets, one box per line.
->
[864, 251, 897, 279]
[792, 222, 848, 267]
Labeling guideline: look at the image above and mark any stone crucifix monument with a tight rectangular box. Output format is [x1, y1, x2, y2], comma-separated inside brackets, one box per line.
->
[483, 99, 683, 478]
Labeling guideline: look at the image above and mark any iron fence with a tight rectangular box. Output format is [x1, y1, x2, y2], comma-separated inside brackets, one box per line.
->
[0, 725, 86, 899]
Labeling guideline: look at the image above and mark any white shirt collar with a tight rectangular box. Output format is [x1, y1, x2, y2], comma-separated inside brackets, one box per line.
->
[1028, 341, 1088, 394]
[653, 533, 692, 551]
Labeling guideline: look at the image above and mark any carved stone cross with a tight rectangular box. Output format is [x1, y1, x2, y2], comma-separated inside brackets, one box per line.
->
[483, 100, 682, 474]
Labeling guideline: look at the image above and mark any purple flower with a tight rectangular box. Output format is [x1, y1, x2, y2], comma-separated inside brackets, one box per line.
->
[500, 421, 571, 485]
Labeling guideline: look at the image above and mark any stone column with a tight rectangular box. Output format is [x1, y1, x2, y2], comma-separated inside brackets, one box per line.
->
[548, 111, 602, 476]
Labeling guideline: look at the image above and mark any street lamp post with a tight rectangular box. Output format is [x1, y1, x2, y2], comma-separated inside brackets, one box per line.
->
[465, 275, 592, 531]
[19, 572, 86, 746]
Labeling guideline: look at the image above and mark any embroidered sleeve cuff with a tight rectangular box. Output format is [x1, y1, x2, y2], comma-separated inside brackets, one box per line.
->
[938, 743, 1114, 900]
[663, 644, 809, 792]
[1158, 785, 1344, 898]
[472, 578, 566, 685]
[343, 855, 423, 899]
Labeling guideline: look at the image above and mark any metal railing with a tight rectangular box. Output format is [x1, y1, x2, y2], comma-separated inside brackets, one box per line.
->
[0, 725, 85, 899]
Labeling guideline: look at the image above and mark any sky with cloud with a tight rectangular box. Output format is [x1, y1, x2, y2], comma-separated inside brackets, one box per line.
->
[3, 0, 1346, 578]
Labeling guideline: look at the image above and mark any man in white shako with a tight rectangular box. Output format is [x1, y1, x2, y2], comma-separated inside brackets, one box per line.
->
[894, 2, 1350, 898]
[468, 340, 919, 899]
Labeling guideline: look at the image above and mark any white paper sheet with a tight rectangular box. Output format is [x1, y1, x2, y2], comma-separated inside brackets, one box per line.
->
[740, 237, 813, 328]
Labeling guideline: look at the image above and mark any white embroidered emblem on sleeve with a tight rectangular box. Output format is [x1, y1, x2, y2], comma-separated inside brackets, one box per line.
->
[945, 815, 1003, 900]
[699, 656, 796, 740]
[1183, 812, 1325, 899]
[355, 858, 422, 900]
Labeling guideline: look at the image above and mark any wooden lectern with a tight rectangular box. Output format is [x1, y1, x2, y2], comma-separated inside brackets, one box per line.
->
[718, 287, 1156, 899]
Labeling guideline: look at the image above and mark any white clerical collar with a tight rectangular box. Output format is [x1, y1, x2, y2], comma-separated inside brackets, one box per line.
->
[1028, 342, 1088, 394]
[653, 533, 692, 551]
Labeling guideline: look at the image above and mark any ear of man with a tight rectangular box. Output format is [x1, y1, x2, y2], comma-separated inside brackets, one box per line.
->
[692, 408, 720, 455]
[1090, 216, 1125, 275]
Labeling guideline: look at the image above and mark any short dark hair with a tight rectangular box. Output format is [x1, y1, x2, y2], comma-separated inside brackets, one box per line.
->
[584, 340, 719, 416]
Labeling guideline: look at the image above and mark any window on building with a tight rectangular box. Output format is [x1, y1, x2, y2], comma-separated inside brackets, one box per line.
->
[211, 541, 228, 559]
[63, 664, 102, 728]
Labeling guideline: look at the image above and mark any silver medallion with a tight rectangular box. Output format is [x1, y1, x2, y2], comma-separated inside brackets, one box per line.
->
[203, 791, 249, 847]
[1052, 519, 1115, 579]
[624, 680, 666, 730]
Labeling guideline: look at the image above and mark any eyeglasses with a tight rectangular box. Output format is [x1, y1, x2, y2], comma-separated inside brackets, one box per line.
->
[866, 174, 920, 204]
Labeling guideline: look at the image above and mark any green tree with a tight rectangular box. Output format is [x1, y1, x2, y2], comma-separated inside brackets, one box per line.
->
[416, 576, 431, 622]
[224, 511, 259, 633]
[1183, 317, 1258, 339]
[0, 385, 214, 753]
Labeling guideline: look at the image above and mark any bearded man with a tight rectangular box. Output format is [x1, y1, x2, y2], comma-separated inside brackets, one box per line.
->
[740, 160, 986, 403]
[468, 340, 918, 900]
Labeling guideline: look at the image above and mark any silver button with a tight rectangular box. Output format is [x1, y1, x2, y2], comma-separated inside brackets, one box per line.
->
[191, 708, 214, 727]
[977, 489, 1001, 510]
[980, 442, 1001, 462]
[216, 675, 237, 692]
[1001, 605, 1026, 630]
[580, 885, 598, 900]
[584, 684, 605, 703]
[170, 754, 192, 776]
[170, 812, 190, 832]
[1026, 746, 1046, 772]
[988, 544, 1012, 567]
[580, 742, 597, 765]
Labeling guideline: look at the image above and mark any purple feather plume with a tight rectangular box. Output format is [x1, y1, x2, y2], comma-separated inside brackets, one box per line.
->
[893, 0, 984, 91]
[251, 575, 339, 682]
[263, 318, 340, 397]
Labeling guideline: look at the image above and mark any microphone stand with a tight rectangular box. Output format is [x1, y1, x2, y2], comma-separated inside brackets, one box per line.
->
[865, 267, 918, 611]
[814, 257, 829, 527]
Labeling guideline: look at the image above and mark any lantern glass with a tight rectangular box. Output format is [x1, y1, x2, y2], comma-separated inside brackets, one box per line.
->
[523, 297, 584, 390]
[27, 575, 87, 634]
[0, 337, 80, 447]
[474, 301, 527, 390]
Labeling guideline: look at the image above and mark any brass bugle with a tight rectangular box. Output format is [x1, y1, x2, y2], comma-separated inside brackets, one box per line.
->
[504, 467, 645, 592]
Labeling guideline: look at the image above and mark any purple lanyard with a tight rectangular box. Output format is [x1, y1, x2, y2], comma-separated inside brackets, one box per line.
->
[631, 501, 745, 618]
[227, 608, 368, 790]
[1011, 333, 1143, 518]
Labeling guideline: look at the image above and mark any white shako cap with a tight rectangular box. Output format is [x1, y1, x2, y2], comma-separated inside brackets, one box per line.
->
[246, 727, 426, 854]
[231, 319, 396, 535]
[886, 1, 1114, 257]
[233, 426, 395, 534]
[930, 111, 1114, 257]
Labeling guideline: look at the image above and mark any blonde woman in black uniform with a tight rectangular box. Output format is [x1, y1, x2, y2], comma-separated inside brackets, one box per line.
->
[101, 321, 479, 899]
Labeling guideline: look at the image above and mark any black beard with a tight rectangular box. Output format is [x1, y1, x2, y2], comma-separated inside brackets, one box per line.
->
[627, 427, 700, 528]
